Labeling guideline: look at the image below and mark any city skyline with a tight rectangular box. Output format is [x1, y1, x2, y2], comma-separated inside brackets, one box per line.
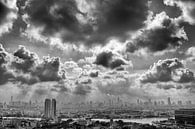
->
[0, 0, 195, 104]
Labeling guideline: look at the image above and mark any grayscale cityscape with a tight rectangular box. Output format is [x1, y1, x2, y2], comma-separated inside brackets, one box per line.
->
[0, 0, 195, 129]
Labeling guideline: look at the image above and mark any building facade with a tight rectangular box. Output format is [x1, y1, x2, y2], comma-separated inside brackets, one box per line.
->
[175, 109, 195, 125]
[44, 99, 51, 118]
[44, 98, 57, 119]
[51, 99, 56, 119]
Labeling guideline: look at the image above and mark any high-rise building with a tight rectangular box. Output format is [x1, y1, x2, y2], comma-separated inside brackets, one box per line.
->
[186, 100, 192, 105]
[11, 96, 13, 102]
[154, 101, 157, 106]
[167, 97, 171, 105]
[161, 101, 165, 105]
[44, 99, 51, 118]
[117, 97, 120, 104]
[178, 100, 182, 105]
[9, 96, 14, 106]
[148, 99, 152, 105]
[137, 99, 140, 105]
[51, 99, 56, 119]
[44, 98, 57, 119]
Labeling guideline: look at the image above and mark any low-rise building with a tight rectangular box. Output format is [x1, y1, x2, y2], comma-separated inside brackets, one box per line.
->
[175, 108, 195, 125]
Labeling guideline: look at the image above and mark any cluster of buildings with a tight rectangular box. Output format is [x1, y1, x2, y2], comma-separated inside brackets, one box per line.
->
[1, 97, 195, 128]
[0, 97, 195, 129]
[58, 97, 194, 114]
[175, 108, 195, 125]
[136, 97, 193, 106]
[0, 96, 37, 110]
[0, 97, 42, 118]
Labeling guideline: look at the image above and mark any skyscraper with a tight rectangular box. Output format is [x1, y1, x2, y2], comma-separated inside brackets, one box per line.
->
[168, 97, 171, 105]
[178, 100, 182, 105]
[10, 96, 13, 106]
[44, 99, 51, 118]
[137, 99, 140, 105]
[44, 98, 57, 119]
[51, 99, 56, 119]
[11, 96, 13, 102]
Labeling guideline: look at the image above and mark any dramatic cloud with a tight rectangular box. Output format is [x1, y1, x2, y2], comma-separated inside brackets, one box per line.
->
[186, 47, 195, 57]
[0, 44, 14, 85]
[0, 44, 66, 85]
[126, 12, 188, 53]
[12, 45, 38, 73]
[2, 0, 195, 102]
[33, 56, 64, 82]
[164, 0, 195, 25]
[94, 51, 132, 69]
[23, 0, 150, 46]
[186, 47, 195, 62]
[140, 58, 194, 83]
[1, 45, 194, 101]
[0, 0, 17, 36]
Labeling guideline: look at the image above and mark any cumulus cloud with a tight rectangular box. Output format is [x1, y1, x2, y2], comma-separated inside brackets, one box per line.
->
[35, 56, 64, 81]
[185, 47, 195, 62]
[94, 50, 132, 69]
[0, 44, 66, 85]
[1, 47, 194, 101]
[126, 12, 188, 53]
[140, 58, 194, 83]
[0, 0, 17, 36]
[23, 0, 150, 47]
[164, 0, 195, 25]
[186, 47, 195, 56]
[0, 44, 14, 85]
[12, 45, 38, 73]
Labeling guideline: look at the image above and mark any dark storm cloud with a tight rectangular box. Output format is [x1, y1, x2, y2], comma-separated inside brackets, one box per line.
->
[164, 0, 195, 25]
[94, 51, 129, 69]
[12, 45, 38, 73]
[24, 0, 86, 41]
[33, 57, 62, 82]
[0, 1, 9, 24]
[89, 71, 99, 78]
[126, 12, 188, 53]
[94, 51, 113, 68]
[150, 0, 182, 18]
[84, 0, 150, 44]
[23, 0, 149, 46]
[0, 0, 17, 35]
[0, 44, 66, 85]
[140, 58, 194, 83]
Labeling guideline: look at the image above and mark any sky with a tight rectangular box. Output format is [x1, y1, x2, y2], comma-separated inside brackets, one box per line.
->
[0, 0, 195, 103]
